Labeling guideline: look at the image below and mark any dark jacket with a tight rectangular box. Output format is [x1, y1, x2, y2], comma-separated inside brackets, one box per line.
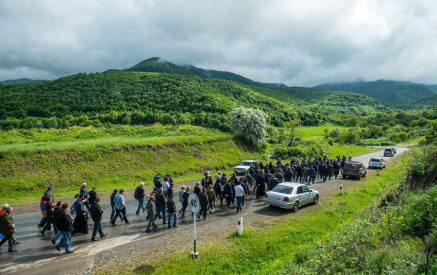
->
[91, 203, 104, 221]
[198, 192, 208, 207]
[110, 192, 117, 208]
[155, 192, 166, 207]
[134, 186, 145, 200]
[54, 210, 73, 232]
[182, 192, 190, 205]
[224, 183, 233, 198]
[88, 190, 97, 205]
[166, 199, 176, 213]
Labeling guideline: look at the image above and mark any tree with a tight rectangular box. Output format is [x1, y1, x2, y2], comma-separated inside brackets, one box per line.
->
[229, 107, 267, 147]
[283, 119, 301, 145]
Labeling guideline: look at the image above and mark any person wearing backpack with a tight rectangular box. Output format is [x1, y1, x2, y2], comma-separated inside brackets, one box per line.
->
[206, 185, 216, 214]
[0, 204, 17, 253]
[90, 198, 107, 241]
[145, 196, 157, 232]
[37, 184, 53, 231]
[134, 182, 146, 215]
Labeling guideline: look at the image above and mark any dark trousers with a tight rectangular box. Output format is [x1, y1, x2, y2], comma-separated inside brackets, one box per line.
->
[180, 203, 188, 216]
[198, 206, 207, 219]
[91, 220, 104, 239]
[111, 208, 128, 224]
[154, 205, 166, 224]
[309, 176, 315, 184]
[41, 216, 57, 234]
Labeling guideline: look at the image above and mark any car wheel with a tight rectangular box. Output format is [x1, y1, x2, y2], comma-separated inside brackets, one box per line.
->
[343, 174, 348, 179]
[313, 195, 319, 205]
[293, 201, 299, 212]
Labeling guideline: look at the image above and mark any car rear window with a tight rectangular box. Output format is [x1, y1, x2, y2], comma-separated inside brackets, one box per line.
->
[384, 149, 392, 152]
[344, 163, 359, 168]
[271, 185, 293, 194]
[370, 158, 381, 162]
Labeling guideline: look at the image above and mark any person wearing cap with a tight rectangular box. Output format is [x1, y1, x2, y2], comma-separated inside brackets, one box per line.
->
[0, 204, 17, 252]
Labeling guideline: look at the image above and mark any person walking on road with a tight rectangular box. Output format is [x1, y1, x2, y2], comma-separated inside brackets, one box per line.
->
[166, 194, 177, 228]
[72, 194, 88, 235]
[180, 187, 190, 218]
[40, 197, 56, 235]
[256, 170, 266, 199]
[197, 187, 208, 220]
[235, 182, 245, 214]
[0, 204, 17, 253]
[88, 187, 97, 209]
[134, 182, 146, 215]
[308, 165, 316, 185]
[80, 183, 90, 211]
[109, 189, 118, 222]
[224, 180, 233, 212]
[54, 203, 73, 253]
[154, 188, 166, 225]
[111, 189, 129, 225]
[206, 185, 216, 214]
[145, 196, 157, 232]
[90, 198, 107, 241]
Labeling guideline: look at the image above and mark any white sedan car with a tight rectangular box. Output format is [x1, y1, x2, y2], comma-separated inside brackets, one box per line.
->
[264, 182, 320, 212]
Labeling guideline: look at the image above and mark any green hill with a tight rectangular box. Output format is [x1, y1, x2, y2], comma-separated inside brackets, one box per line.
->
[0, 70, 299, 129]
[314, 80, 435, 107]
[126, 57, 256, 85]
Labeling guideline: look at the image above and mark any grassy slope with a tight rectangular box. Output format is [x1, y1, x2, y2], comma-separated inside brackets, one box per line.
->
[0, 126, 259, 203]
[298, 124, 379, 157]
[147, 153, 408, 274]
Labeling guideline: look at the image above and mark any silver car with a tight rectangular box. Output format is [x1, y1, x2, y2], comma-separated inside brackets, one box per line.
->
[264, 182, 320, 212]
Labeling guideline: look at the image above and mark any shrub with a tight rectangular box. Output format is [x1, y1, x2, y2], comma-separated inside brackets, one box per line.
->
[229, 107, 267, 147]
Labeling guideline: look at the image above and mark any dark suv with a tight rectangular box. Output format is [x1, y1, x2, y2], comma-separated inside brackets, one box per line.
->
[342, 161, 367, 180]
[384, 148, 394, 157]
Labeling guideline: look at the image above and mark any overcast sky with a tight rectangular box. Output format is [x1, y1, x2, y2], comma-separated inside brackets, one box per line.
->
[1, 0, 436, 86]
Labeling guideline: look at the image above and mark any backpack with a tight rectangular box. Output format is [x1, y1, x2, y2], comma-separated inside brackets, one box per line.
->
[134, 187, 139, 199]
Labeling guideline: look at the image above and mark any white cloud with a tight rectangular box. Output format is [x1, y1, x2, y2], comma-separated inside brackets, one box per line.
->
[0, 0, 436, 86]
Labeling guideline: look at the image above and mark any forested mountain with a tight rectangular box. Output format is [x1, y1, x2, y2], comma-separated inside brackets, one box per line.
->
[314, 80, 435, 107]
[0, 71, 304, 129]
[126, 57, 257, 85]
[0, 78, 44, 85]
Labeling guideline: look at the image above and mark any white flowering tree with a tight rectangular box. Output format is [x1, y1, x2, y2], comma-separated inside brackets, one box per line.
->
[229, 107, 268, 147]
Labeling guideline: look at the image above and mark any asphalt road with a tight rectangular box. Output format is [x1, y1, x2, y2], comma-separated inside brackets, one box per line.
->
[0, 146, 409, 274]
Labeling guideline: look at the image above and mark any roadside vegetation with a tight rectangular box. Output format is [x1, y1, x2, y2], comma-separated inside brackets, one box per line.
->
[286, 145, 437, 274]
[138, 150, 411, 274]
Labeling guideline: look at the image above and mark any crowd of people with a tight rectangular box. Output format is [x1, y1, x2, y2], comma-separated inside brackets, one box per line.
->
[0, 156, 351, 254]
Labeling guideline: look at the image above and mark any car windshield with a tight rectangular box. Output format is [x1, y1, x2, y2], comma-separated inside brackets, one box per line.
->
[242, 161, 252, 166]
[384, 149, 391, 152]
[344, 163, 359, 168]
[271, 185, 293, 194]
[370, 158, 381, 162]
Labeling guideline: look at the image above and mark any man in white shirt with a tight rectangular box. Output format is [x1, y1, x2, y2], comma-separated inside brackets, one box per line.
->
[234, 183, 245, 214]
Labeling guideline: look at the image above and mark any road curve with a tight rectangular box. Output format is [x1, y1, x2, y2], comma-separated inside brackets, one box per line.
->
[0, 147, 409, 274]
